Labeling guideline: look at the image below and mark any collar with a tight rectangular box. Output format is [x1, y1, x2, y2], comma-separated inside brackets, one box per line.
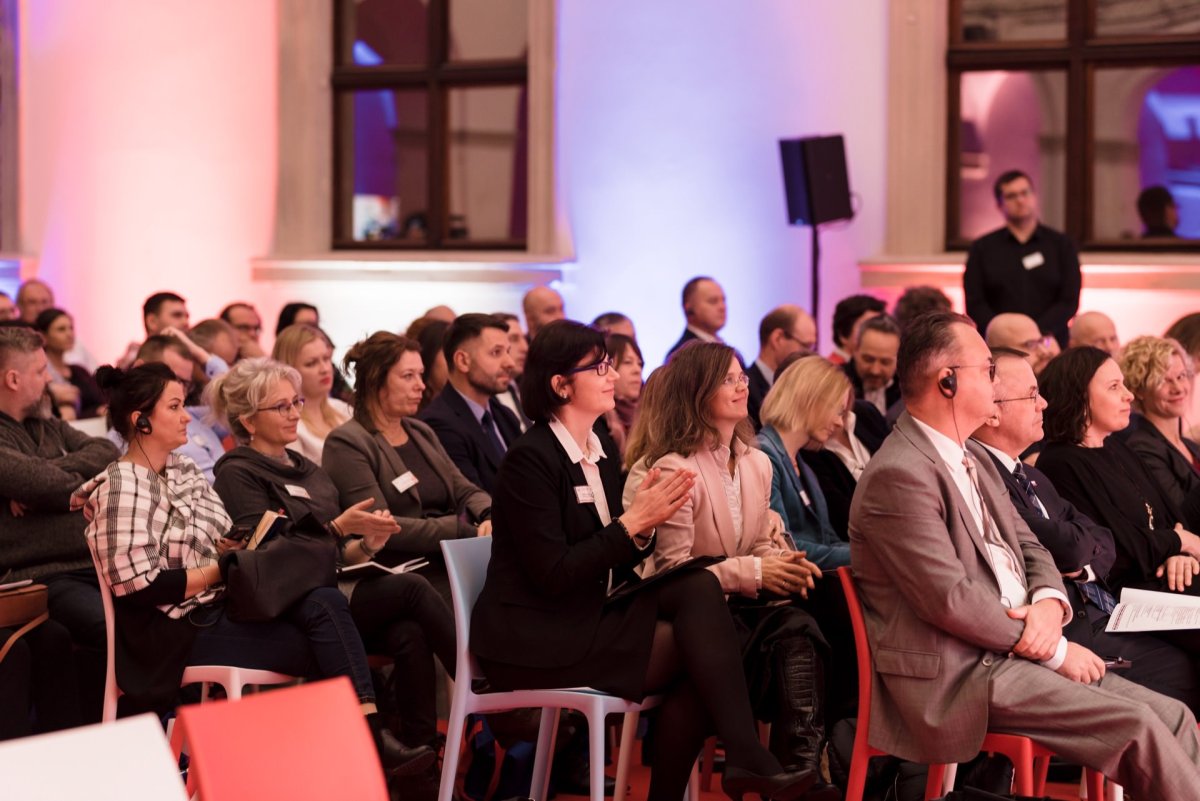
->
[548, 417, 606, 466]
[452, 385, 489, 425]
[1004, 222, 1043, 244]
[830, 346, 850, 362]
[711, 435, 749, 465]
[911, 416, 970, 475]
[686, 325, 721, 343]
[753, 358, 775, 386]
[974, 439, 1019, 473]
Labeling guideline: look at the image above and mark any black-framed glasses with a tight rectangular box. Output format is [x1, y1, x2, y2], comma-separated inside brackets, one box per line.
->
[565, 359, 613, 377]
[256, 397, 306, 417]
[781, 331, 817, 352]
[948, 360, 997, 382]
[995, 389, 1040, 404]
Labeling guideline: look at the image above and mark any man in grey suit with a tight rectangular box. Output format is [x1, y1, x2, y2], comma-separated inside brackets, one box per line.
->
[849, 311, 1200, 799]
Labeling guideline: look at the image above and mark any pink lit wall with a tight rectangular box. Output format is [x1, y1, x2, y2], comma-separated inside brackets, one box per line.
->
[18, 0, 276, 364]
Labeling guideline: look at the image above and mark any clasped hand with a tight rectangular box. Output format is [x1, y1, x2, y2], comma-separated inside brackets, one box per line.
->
[1005, 597, 1063, 662]
[760, 552, 820, 598]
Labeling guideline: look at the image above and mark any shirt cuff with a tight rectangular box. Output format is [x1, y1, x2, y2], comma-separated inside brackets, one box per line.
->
[1082, 564, 1096, 583]
[1030, 587, 1073, 626]
[1039, 636, 1069, 671]
[754, 556, 762, 590]
[205, 355, 229, 379]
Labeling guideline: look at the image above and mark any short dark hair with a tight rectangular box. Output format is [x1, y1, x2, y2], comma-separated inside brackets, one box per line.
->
[342, 331, 422, 430]
[189, 318, 237, 351]
[758, 307, 800, 347]
[32, 307, 69, 334]
[96, 363, 183, 441]
[1039, 346, 1111, 445]
[520, 320, 606, 423]
[856, 313, 901, 345]
[1166, 313, 1200, 358]
[993, 170, 1032, 203]
[143, 292, 185, 319]
[443, 313, 510, 366]
[681, 276, 715, 309]
[136, 334, 192, 365]
[897, 310, 974, 400]
[1137, 185, 1175, 231]
[893, 286, 952, 331]
[592, 311, 631, 332]
[605, 333, 642, 366]
[832, 294, 885, 348]
[275, 302, 319, 336]
[493, 312, 519, 326]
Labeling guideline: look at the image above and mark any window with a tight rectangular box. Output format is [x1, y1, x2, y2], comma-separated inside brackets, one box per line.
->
[947, 0, 1200, 250]
[332, 0, 530, 250]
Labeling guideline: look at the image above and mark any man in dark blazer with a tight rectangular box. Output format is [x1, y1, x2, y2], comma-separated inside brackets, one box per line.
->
[972, 348, 1200, 711]
[666, 276, 727, 360]
[419, 314, 522, 493]
[850, 311, 1200, 797]
[746, 305, 817, 430]
[843, 314, 901, 416]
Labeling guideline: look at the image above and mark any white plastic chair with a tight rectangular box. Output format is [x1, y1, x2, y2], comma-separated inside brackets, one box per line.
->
[89, 545, 295, 722]
[439, 537, 696, 801]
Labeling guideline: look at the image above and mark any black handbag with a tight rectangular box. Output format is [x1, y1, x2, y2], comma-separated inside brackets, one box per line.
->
[218, 513, 338, 622]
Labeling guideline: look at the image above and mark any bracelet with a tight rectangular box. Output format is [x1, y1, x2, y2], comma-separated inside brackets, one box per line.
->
[359, 537, 382, 558]
[328, 519, 345, 538]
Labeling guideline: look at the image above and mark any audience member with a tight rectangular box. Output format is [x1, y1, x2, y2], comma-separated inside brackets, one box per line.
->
[1139, 185, 1179, 238]
[208, 358, 454, 758]
[849, 311, 1200, 797]
[602, 333, 643, 461]
[220, 302, 266, 359]
[800, 392, 885, 539]
[845, 314, 901, 417]
[522, 286, 565, 340]
[622, 341, 833, 791]
[592, 311, 636, 340]
[15, 279, 53, 324]
[985, 312, 1054, 375]
[827, 294, 884, 366]
[188, 318, 240, 367]
[1167, 313, 1200, 373]
[116, 292, 192, 370]
[411, 319, 450, 413]
[422, 305, 457, 324]
[747, 305, 817, 430]
[33, 308, 104, 420]
[417, 314, 520, 494]
[666, 276, 727, 359]
[275, 302, 319, 336]
[323, 332, 492, 597]
[0, 290, 16, 321]
[964, 170, 1081, 347]
[494, 312, 531, 430]
[892, 286, 952, 332]
[1120, 336, 1200, 530]
[272, 324, 352, 466]
[973, 347, 1200, 712]
[1069, 311, 1121, 355]
[472, 320, 815, 801]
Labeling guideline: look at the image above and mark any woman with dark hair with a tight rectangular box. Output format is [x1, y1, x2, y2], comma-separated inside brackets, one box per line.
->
[473, 321, 815, 801]
[408, 319, 450, 413]
[1037, 346, 1200, 601]
[601, 333, 644, 459]
[74, 363, 433, 774]
[275, 302, 320, 336]
[33, 308, 104, 419]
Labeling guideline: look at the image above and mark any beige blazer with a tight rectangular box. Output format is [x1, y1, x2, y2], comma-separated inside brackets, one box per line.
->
[624, 442, 787, 597]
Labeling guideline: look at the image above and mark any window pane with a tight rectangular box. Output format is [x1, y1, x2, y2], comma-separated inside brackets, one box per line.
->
[449, 0, 528, 62]
[339, 0, 428, 67]
[960, 0, 1066, 42]
[342, 89, 429, 243]
[956, 70, 1067, 241]
[1093, 66, 1200, 241]
[446, 86, 527, 242]
[1096, 0, 1200, 38]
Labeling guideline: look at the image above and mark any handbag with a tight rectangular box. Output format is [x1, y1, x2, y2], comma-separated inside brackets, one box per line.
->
[0, 582, 50, 663]
[219, 513, 338, 623]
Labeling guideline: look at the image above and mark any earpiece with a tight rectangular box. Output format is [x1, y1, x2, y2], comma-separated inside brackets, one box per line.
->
[134, 415, 153, 436]
[938, 370, 957, 399]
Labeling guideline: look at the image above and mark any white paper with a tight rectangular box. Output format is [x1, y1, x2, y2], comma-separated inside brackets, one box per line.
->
[1105, 587, 1200, 632]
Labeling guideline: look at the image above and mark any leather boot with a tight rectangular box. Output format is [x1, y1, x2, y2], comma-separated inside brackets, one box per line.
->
[770, 637, 839, 801]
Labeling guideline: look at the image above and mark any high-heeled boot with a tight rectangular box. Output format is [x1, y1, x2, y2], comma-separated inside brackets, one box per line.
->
[770, 637, 840, 801]
[367, 712, 437, 777]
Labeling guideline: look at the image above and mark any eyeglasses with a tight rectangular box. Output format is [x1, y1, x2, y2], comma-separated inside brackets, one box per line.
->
[565, 359, 613, 377]
[947, 361, 997, 382]
[722, 372, 750, 388]
[256, 397, 306, 417]
[995, 389, 1040, 404]
[782, 331, 817, 352]
[234, 323, 263, 335]
[1019, 335, 1054, 351]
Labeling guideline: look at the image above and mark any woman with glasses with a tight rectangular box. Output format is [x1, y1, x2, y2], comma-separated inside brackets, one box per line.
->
[473, 323, 815, 801]
[208, 358, 455, 771]
[272, 324, 353, 466]
[621, 341, 833, 798]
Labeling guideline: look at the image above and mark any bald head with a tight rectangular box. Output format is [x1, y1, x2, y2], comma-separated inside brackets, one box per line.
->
[424, 305, 456, 324]
[16, 279, 54, 323]
[1069, 311, 1120, 356]
[523, 286, 565, 339]
[985, 313, 1052, 375]
[758, 304, 816, 368]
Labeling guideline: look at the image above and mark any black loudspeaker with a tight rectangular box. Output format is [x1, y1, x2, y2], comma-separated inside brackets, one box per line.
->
[779, 135, 853, 226]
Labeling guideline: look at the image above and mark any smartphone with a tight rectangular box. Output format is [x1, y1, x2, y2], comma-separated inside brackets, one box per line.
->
[1104, 657, 1132, 670]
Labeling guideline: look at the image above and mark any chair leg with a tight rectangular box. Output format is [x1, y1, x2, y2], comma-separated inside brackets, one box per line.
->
[1107, 781, 1123, 801]
[687, 760, 700, 801]
[613, 711, 639, 800]
[588, 703, 608, 801]
[924, 764, 948, 801]
[1033, 754, 1051, 796]
[437, 710, 469, 801]
[1010, 739, 1034, 796]
[532, 707, 561, 801]
[699, 736, 717, 791]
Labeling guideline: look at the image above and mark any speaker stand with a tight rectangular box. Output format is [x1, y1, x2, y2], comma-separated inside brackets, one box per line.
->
[810, 223, 821, 334]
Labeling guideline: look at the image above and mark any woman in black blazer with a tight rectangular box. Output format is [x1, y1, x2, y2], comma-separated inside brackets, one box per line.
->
[471, 322, 815, 801]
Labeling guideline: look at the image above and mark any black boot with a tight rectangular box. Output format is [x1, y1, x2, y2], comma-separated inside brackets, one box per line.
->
[771, 637, 840, 801]
[367, 712, 437, 777]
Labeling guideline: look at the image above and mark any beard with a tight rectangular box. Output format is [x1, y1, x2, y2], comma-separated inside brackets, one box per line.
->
[468, 370, 510, 397]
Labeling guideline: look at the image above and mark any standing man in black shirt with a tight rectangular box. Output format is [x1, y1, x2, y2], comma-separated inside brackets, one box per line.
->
[964, 170, 1080, 348]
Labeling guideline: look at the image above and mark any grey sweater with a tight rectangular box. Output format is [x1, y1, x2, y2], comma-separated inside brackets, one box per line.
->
[0, 411, 119, 580]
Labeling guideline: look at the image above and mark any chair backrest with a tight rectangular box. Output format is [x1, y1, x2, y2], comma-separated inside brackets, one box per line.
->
[836, 567, 874, 730]
[87, 537, 122, 722]
[440, 536, 493, 686]
[174, 677, 387, 801]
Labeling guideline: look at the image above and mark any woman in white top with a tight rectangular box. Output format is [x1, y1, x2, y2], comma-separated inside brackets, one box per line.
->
[273, 324, 353, 465]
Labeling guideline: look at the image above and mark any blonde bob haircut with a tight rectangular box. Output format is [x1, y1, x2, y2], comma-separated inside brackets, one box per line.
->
[1119, 335, 1191, 405]
[206, 357, 302, 444]
[759, 355, 852, 434]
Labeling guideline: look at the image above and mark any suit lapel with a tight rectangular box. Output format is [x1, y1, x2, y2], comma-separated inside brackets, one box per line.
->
[445, 389, 502, 470]
[694, 448, 739, 557]
[406, 421, 454, 501]
[375, 427, 422, 506]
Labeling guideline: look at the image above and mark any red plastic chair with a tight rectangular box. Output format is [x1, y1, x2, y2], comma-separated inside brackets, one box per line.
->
[169, 677, 388, 801]
[836, 567, 1105, 801]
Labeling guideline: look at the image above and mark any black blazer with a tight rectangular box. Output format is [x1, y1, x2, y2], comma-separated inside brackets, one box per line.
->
[800, 400, 886, 538]
[418, 385, 523, 494]
[746, 362, 771, 431]
[1126, 421, 1200, 532]
[665, 328, 700, 361]
[843, 360, 901, 413]
[471, 422, 650, 670]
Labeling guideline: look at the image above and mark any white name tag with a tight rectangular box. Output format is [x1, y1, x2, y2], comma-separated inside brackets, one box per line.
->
[284, 484, 311, 499]
[1022, 252, 1045, 270]
[574, 485, 595, 504]
[799, 490, 812, 507]
[392, 471, 419, 493]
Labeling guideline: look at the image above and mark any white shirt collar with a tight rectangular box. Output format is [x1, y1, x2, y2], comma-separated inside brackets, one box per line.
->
[686, 325, 721, 343]
[974, 439, 1019, 473]
[911, 416, 970, 475]
[548, 417, 606, 465]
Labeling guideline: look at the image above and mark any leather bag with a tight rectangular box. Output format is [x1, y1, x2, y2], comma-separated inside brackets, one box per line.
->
[219, 514, 338, 623]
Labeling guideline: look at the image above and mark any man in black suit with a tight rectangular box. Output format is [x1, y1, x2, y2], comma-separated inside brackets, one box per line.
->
[418, 313, 522, 493]
[666, 276, 726, 360]
[746, 305, 816, 429]
[843, 314, 901, 416]
[971, 348, 1200, 711]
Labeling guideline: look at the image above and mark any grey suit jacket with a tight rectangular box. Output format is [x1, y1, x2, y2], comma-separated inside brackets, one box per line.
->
[848, 412, 1067, 763]
[323, 416, 492, 558]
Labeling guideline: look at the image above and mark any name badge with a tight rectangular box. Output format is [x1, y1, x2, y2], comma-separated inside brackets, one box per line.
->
[574, 485, 595, 504]
[799, 490, 812, 508]
[392, 471, 420, 493]
[1022, 252, 1045, 270]
[284, 484, 311, 499]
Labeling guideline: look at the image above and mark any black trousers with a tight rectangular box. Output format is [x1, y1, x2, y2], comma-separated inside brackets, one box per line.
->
[43, 568, 106, 723]
[0, 619, 81, 740]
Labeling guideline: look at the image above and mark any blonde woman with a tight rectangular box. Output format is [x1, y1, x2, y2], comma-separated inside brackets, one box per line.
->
[273, 324, 353, 465]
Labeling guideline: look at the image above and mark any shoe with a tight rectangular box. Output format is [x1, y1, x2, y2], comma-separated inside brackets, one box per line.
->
[721, 765, 816, 801]
[376, 728, 437, 777]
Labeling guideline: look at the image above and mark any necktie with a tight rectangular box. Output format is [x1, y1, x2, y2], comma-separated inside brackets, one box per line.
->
[1011, 463, 1044, 517]
[1076, 579, 1118, 615]
[480, 409, 507, 462]
[963, 453, 1026, 584]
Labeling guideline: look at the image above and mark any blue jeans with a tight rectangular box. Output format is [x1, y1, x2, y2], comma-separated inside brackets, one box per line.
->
[187, 587, 375, 702]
